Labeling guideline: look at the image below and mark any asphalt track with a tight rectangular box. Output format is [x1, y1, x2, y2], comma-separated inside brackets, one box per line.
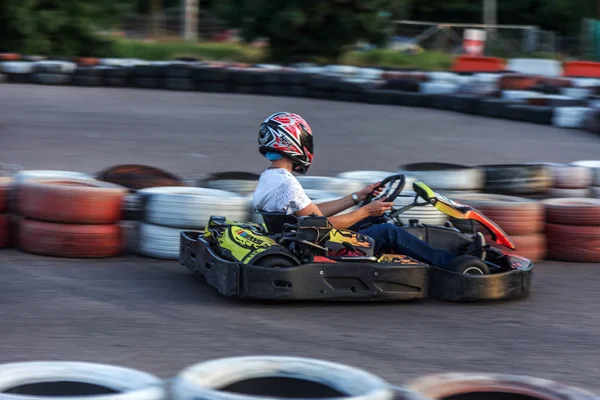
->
[1, 84, 600, 391]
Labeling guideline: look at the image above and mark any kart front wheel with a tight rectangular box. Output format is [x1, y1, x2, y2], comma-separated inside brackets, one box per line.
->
[446, 255, 490, 275]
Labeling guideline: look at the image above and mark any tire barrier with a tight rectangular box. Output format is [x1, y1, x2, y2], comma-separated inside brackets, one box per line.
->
[135, 187, 249, 259]
[0, 361, 165, 400]
[543, 198, 600, 262]
[406, 372, 597, 400]
[6, 57, 600, 134]
[4, 162, 600, 263]
[169, 356, 408, 400]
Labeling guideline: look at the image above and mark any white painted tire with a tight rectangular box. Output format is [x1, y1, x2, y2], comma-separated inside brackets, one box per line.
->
[501, 90, 540, 101]
[419, 82, 459, 94]
[552, 107, 592, 128]
[358, 68, 384, 81]
[571, 78, 600, 87]
[140, 187, 249, 229]
[545, 163, 592, 188]
[33, 60, 77, 73]
[560, 87, 593, 99]
[203, 180, 259, 196]
[570, 161, 600, 186]
[0, 361, 165, 400]
[473, 73, 504, 84]
[506, 58, 561, 77]
[296, 176, 364, 196]
[138, 222, 201, 260]
[545, 188, 591, 198]
[426, 72, 458, 83]
[324, 65, 359, 78]
[397, 164, 484, 191]
[336, 171, 415, 192]
[1, 62, 34, 74]
[170, 356, 399, 400]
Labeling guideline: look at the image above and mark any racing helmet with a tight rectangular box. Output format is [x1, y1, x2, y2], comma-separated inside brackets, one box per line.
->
[258, 112, 314, 174]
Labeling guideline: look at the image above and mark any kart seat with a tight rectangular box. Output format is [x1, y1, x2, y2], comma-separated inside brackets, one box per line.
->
[258, 211, 298, 234]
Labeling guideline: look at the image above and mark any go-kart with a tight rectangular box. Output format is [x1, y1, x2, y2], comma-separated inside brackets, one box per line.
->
[179, 174, 533, 302]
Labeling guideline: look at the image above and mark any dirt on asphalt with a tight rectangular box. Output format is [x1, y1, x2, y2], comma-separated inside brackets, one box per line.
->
[1, 85, 600, 392]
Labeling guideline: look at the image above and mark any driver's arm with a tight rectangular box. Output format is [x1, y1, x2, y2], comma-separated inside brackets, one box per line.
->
[314, 194, 357, 217]
[296, 202, 370, 230]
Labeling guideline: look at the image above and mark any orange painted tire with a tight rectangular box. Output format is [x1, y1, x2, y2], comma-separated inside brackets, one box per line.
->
[0, 177, 13, 214]
[484, 233, 546, 262]
[545, 223, 600, 262]
[75, 57, 99, 66]
[498, 74, 541, 90]
[542, 198, 600, 226]
[0, 53, 21, 61]
[0, 214, 9, 249]
[17, 219, 124, 258]
[19, 178, 127, 224]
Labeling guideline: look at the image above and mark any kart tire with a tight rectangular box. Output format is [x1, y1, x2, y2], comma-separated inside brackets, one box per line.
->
[139, 187, 249, 229]
[483, 233, 546, 262]
[19, 178, 128, 224]
[545, 223, 600, 262]
[0, 361, 165, 400]
[406, 372, 597, 400]
[95, 164, 185, 191]
[170, 356, 401, 400]
[542, 198, 600, 226]
[137, 222, 201, 260]
[0, 177, 12, 214]
[570, 160, 600, 186]
[201, 172, 260, 196]
[480, 164, 553, 195]
[450, 193, 544, 236]
[253, 255, 296, 268]
[445, 255, 490, 275]
[0, 214, 9, 249]
[397, 163, 484, 191]
[17, 219, 124, 258]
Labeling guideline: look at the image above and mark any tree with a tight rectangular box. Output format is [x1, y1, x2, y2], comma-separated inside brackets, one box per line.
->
[0, 0, 132, 56]
[241, 0, 394, 63]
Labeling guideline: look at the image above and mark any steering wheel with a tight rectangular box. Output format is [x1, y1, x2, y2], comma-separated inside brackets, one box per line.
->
[362, 174, 406, 206]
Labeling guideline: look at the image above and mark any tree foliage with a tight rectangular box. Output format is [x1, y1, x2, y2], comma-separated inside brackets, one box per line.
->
[240, 0, 394, 63]
[0, 0, 132, 56]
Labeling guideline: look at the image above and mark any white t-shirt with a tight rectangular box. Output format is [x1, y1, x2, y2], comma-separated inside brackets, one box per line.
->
[252, 168, 312, 214]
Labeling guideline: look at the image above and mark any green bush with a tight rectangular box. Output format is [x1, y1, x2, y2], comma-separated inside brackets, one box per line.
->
[341, 49, 454, 70]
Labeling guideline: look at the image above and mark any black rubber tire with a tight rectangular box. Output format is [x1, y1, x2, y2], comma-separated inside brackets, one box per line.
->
[254, 255, 296, 268]
[446, 255, 490, 275]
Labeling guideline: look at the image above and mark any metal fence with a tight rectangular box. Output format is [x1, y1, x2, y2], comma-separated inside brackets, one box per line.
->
[392, 20, 584, 59]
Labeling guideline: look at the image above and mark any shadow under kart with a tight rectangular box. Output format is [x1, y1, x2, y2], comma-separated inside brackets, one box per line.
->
[179, 177, 533, 302]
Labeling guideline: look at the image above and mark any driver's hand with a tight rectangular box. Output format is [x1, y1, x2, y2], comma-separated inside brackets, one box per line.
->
[357, 181, 384, 201]
[363, 200, 394, 216]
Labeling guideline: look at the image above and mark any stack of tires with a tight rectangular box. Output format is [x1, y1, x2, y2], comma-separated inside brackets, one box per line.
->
[542, 198, 600, 262]
[571, 160, 600, 198]
[450, 193, 546, 262]
[480, 164, 553, 198]
[397, 163, 484, 197]
[135, 187, 250, 260]
[0, 177, 11, 249]
[542, 163, 592, 198]
[15, 175, 128, 258]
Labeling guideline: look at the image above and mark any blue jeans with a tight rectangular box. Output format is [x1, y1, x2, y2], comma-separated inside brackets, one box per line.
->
[352, 219, 456, 267]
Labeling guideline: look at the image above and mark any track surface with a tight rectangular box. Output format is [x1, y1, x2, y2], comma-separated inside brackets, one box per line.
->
[1, 85, 600, 391]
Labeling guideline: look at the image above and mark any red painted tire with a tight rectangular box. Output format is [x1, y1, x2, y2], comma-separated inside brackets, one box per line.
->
[498, 74, 542, 90]
[0, 214, 9, 249]
[17, 219, 124, 258]
[484, 233, 546, 262]
[542, 198, 600, 226]
[0, 177, 13, 214]
[545, 223, 600, 262]
[406, 372, 596, 400]
[19, 178, 127, 224]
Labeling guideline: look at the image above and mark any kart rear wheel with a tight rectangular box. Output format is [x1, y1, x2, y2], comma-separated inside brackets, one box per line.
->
[446, 255, 490, 275]
[254, 255, 296, 268]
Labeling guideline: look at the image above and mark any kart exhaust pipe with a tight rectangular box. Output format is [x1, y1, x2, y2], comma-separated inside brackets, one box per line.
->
[405, 373, 597, 400]
[170, 356, 425, 400]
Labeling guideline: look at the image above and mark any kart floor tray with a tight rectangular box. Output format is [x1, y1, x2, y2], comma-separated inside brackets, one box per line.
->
[179, 232, 533, 302]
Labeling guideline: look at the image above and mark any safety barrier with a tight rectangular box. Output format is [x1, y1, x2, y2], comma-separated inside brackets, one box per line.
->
[2, 162, 600, 263]
[563, 61, 600, 78]
[451, 55, 506, 72]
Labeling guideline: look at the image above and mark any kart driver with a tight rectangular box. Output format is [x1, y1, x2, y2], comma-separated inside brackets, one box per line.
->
[252, 112, 486, 267]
